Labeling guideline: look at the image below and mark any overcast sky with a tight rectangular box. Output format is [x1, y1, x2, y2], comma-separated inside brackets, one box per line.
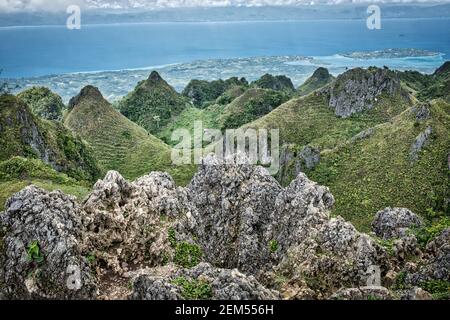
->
[0, 0, 448, 12]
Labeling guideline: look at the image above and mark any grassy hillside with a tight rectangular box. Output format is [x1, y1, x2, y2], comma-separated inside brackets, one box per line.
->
[399, 61, 450, 102]
[0, 157, 90, 211]
[217, 88, 290, 130]
[307, 99, 450, 231]
[158, 88, 288, 146]
[17, 86, 65, 121]
[182, 77, 248, 108]
[251, 74, 295, 92]
[118, 71, 189, 135]
[244, 91, 411, 151]
[64, 85, 195, 185]
[0, 94, 101, 182]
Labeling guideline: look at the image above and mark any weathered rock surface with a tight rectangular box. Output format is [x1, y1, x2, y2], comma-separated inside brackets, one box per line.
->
[412, 103, 431, 121]
[81, 171, 189, 274]
[329, 286, 392, 300]
[406, 228, 450, 285]
[275, 216, 388, 299]
[323, 67, 404, 117]
[410, 126, 433, 161]
[400, 287, 433, 300]
[130, 263, 279, 300]
[180, 154, 283, 275]
[0, 186, 98, 299]
[277, 144, 321, 185]
[372, 207, 423, 239]
[0, 154, 447, 300]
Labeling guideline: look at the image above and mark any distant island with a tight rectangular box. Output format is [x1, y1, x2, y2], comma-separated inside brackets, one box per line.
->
[341, 48, 441, 59]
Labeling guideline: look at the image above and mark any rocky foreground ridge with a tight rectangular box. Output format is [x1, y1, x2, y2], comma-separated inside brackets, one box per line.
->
[0, 154, 448, 300]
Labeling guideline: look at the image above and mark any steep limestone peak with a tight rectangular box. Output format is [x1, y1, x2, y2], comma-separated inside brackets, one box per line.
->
[323, 66, 407, 117]
[68, 85, 105, 110]
[148, 70, 163, 82]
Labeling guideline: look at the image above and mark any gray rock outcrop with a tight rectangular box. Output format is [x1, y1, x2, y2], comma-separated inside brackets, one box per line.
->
[330, 286, 392, 300]
[406, 228, 450, 285]
[410, 126, 433, 161]
[0, 186, 98, 299]
[323, 67, 404, 118]
[372, 207, 423, 239]
[130, 263, 279, 300]
[81, 170, 189, 274]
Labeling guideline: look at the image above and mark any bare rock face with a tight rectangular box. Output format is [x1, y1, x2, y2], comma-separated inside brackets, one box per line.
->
[130, 263, 279, 300]
[275, 217, 388, 299]
[406, 228, 450, 285]
[400, 287, 433, 300]
[323, 67, 403, 118]
[410, 126, 433, 162]
[330, 286, 392, 300]
[372, 207, 423, 239]
[277, 145, 321, 186]
[181, 154, 283, 275]
[178, 154, 336, 278]
[412, 103, 431, 121]
[0, 186, 98, 299]
[81, 171, 190, 274]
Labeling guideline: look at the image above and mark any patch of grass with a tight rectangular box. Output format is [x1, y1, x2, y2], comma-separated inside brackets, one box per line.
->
[86, 253, 96, 265]
[375, 238, 395, 256]
[168, 227, 177, 248]
[174, 242, 202, 268]
[413, 216, 450, 248]
[393, 271, 408, 290]
[0, 156, 91, 212]
[27, 240, 44, 264]
[419, 280, 450, 300]
[172, 276, 212, 299]
[269, 240, 278, 253]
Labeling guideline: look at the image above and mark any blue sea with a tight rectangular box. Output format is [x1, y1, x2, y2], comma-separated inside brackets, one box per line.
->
[1, 18, 449, 101]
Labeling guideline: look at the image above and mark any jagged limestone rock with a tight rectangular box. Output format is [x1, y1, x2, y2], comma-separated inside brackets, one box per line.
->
[0, 186, 98, 299]
[277, 145, 321, 185]
[400, 287, 433, 300]
[329, 286, 392, 300]
[410, 126, 433, 161]
[372, 207, 423, 239]
[406, 228, 450, 285]
[81, 171, 190, 274]
[275, 216, 389, 299]
[412, 103, 431, 121]
[180, 154, 283, 275]
[323, 67, 404, 118]
[130, 263, 280, 300]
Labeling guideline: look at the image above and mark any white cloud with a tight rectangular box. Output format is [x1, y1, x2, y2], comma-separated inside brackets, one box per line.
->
[0, 0, 85, 12]
[0, 0, 448, 12]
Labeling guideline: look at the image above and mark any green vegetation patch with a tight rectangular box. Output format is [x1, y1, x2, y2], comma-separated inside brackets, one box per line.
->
[172, 276, 212, 299]
[174, 242, 203, 268]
